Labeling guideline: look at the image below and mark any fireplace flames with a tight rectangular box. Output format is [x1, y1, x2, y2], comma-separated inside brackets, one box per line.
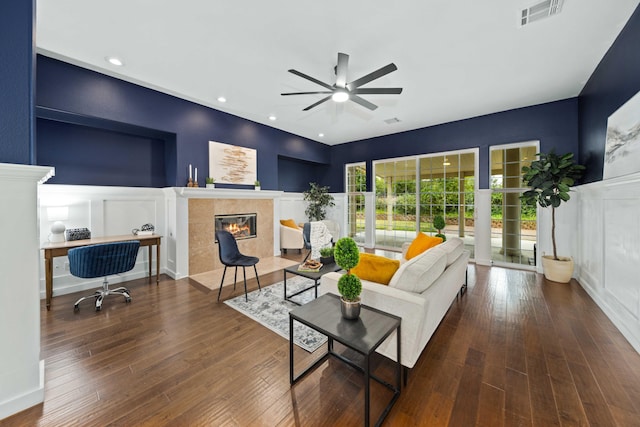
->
[224, 223, 251, 238]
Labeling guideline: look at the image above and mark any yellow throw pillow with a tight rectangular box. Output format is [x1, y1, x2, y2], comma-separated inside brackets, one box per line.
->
[280, 219, 299, 229]
[405, 232, 443, 260]
[351, 253, 400, 285]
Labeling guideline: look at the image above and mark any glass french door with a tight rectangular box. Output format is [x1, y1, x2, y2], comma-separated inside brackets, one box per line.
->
[489, 142, 538, 267]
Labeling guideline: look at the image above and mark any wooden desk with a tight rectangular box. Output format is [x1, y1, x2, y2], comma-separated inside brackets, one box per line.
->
[42, 234, 162, 310]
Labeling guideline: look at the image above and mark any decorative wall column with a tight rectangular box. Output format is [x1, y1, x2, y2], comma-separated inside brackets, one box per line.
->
[0, 164, 53, 420]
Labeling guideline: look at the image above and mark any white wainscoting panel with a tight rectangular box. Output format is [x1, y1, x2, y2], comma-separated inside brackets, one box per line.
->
[576, 174, 640, 353]
[38, 185, 166, 298]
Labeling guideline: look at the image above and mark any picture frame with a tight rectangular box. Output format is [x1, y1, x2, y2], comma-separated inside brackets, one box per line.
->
[603, 90, 640, 180]
[208, 141, 257, 185]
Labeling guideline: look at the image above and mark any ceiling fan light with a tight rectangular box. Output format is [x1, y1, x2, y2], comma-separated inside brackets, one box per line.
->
[332, 90, 349, 103]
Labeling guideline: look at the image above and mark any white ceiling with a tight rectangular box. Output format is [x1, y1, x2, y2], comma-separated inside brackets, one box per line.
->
[36, 0, 639, 146]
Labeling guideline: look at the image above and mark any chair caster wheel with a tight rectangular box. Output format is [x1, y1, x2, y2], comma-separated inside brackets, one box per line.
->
[125, 297, 131, 303]
[74, 305, 79, 312]
[95, 306, 102, 312]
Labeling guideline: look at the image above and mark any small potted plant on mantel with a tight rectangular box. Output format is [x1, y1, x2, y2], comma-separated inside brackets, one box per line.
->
[254, 180, 261, 190]
[334, 237, 362, 319]
[205, 177, 215, 189]
[521, 150, 585, 283]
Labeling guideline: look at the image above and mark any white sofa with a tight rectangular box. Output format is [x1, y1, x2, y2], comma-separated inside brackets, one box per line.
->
[319, 237, 469, 369]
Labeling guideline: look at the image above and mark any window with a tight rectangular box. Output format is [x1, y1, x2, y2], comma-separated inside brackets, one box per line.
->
[345, 162, 366, 244]
[373, 150, 476, 252]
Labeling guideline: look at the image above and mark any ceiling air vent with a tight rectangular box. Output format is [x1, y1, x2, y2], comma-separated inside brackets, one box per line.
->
[521, 0, 564, 26]
[384, 117, 401, 124]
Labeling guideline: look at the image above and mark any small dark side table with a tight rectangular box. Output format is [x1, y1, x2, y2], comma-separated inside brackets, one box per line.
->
[289, 293, 401, 427]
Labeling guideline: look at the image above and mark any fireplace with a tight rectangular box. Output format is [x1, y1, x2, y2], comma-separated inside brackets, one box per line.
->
[215, 213, 257, 241]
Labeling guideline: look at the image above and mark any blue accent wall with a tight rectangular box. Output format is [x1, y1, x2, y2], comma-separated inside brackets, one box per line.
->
[578, 4, 640, 183]
[33, 3, 640, 190]
[36, 55, 331, 188]
[0, 0, 35, 164]
[327, 99, 579, 191]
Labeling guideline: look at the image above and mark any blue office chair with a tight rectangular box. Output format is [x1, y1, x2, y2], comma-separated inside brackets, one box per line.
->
[69, 241, 140, 311]
[216, 230, 260, 302]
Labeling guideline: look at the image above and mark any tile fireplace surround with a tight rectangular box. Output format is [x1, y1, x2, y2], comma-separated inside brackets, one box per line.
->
[189, 197, 273, 275]
[170, 188, 281, 277]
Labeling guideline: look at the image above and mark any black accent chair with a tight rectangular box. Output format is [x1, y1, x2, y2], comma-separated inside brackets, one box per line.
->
[216, 230, 260, 302]
[69, 241, 140, 311]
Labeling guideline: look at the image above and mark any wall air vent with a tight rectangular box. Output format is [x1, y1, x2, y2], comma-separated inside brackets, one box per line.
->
[384, 117, 401, 124]
[521, 0, 564, 26]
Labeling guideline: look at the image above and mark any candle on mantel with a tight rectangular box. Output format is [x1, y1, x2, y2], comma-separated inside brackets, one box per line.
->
[189, 164, 192, 179]
[195, 167, 198, 183]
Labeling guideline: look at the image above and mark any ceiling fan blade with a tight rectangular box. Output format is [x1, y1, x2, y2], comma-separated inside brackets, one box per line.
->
[288, 69, 334, 90]
[281, 91, 333, 96]
[348, 63, 398, 89]
[353, 88, 403, 95]
[303, 95, 332, 111]
[335, 52, 349, 88]
[350, 95, 378, 111]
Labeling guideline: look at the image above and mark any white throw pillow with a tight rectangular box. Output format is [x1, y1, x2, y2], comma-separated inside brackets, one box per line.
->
[389, 247, 447, 293]
[438, 237, 464, 266]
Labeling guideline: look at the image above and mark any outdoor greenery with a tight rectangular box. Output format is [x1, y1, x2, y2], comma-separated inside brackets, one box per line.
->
[303, 182, 335, 221]
[520, 151, 585, 260]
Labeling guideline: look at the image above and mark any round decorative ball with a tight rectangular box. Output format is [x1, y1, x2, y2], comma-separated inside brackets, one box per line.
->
[334, 237, 360, 271]
[337, 273, 362, 302]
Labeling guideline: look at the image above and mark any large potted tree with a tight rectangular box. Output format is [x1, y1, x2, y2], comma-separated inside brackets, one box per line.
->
[303, 182, 335, 221]
[521, 150, 585, 283]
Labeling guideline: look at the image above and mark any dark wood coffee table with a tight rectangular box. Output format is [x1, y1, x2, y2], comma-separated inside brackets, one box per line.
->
[289, 293, 401, 427]
[283, 262, 341, 305]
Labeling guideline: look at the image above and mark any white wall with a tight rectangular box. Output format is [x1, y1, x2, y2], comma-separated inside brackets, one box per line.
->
[0, 164, 52, 420]
[574, 173, 640, 353]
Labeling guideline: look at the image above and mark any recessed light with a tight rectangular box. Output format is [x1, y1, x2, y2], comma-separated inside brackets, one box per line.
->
[217, 96, 227, 103]
[268, 115, 277, 121]
[318, 133, 324, 138]
[105, 56, 124, 66]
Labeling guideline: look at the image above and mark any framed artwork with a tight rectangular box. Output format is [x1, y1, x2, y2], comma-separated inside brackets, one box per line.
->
[208, 141, 257, 185]
[603, 90, 640, 180]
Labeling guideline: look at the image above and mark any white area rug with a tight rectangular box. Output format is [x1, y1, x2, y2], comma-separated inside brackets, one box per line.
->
[190, 256, 298, 290]
[224, 276, 328, 353]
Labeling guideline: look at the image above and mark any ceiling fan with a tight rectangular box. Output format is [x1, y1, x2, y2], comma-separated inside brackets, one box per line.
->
[281, 52, 402, 111]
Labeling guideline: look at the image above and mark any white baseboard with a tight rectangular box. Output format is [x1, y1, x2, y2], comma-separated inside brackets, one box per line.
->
[578, 274, 640, 354]
[0, 360, 44, 421]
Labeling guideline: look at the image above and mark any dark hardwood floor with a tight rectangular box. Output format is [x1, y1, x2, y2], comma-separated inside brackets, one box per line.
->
[4, 254, 640, 426]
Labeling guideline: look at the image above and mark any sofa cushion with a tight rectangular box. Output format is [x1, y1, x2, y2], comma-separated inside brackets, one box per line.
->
[438, 237, 464, 266]
[389, 246, 447, 293]
[405, 232, 443, 260]
[351, 253, 400, 285]
[280, 218, 299, 229]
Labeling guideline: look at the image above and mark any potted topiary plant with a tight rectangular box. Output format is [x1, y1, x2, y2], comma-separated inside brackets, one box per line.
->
[433, 215, 446, 241]
[521, 150, 585, 283]
[205, 177, 215, 188]
[319, 246, 334, 265]
[333, 237, 362, 319]
[303, 182, 335, 221]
